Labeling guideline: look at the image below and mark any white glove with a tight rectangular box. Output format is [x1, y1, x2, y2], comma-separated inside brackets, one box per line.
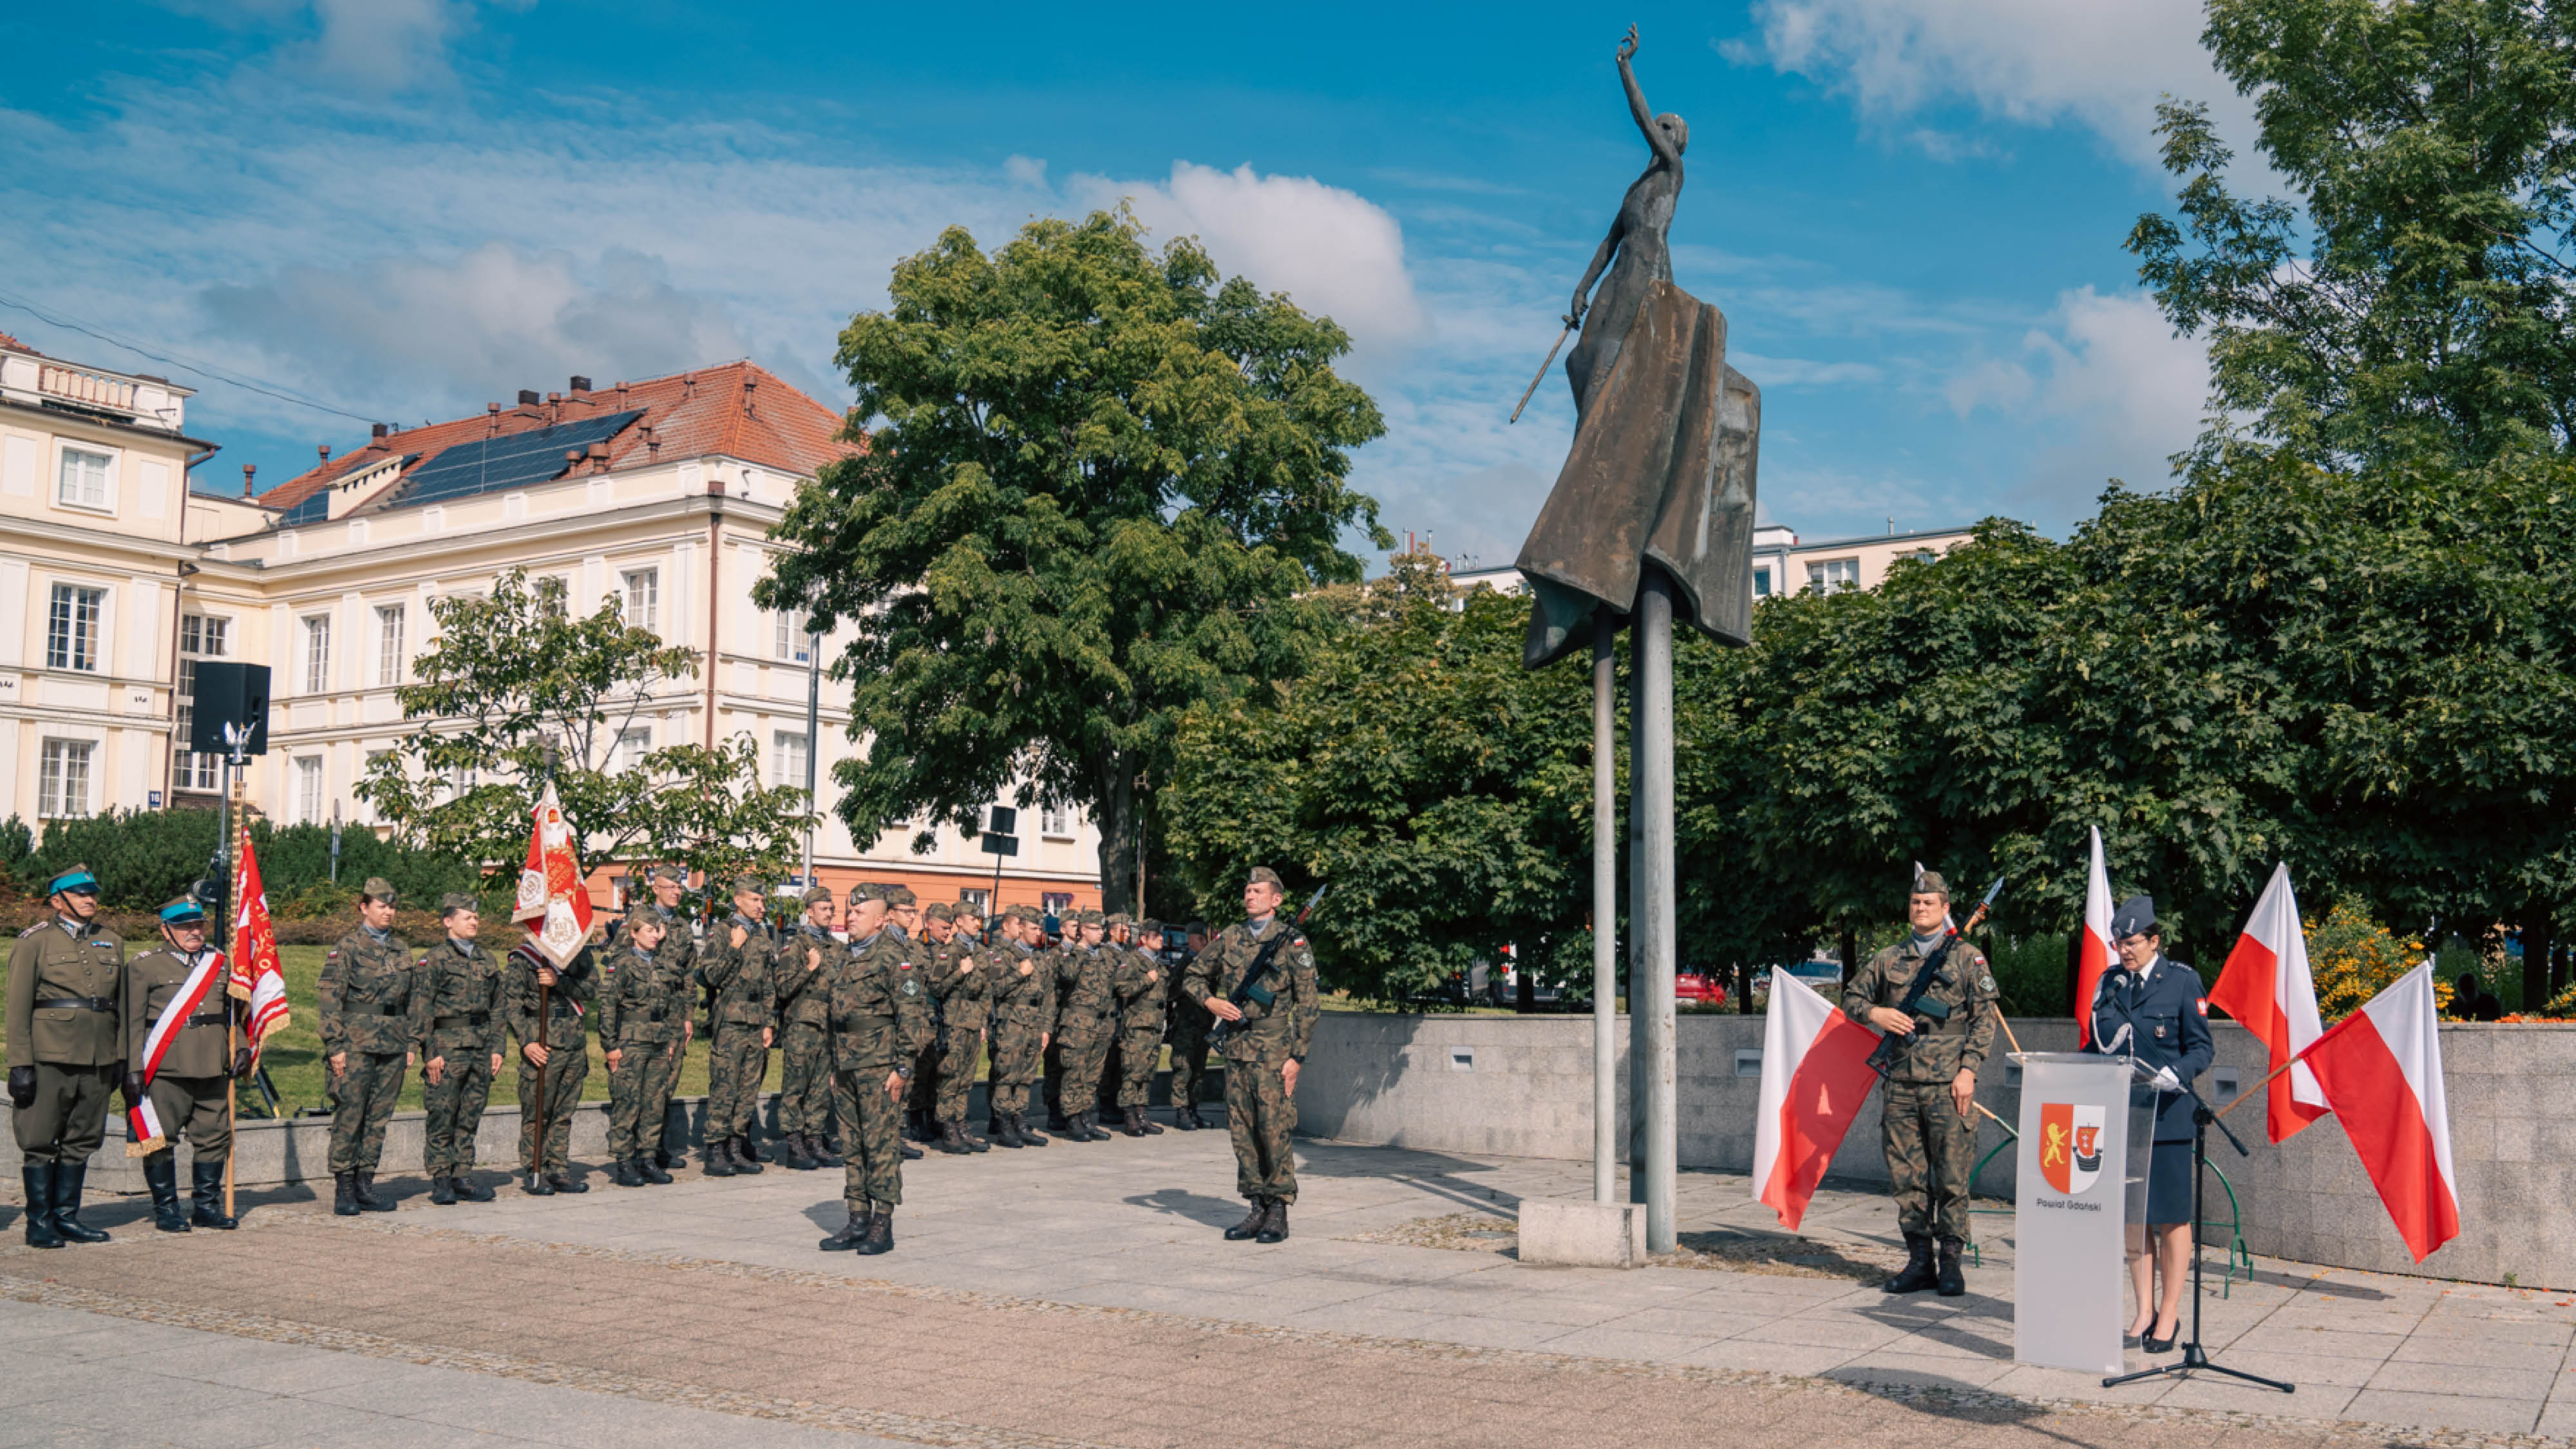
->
[2152, 1066, 2182, 1092]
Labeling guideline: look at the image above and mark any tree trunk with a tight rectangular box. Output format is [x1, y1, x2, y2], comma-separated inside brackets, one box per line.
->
[1516, 960, 1535, 1014]
[1839, 927, 1858, 981]
[2521, 909, 2553, 1014]
[1091, 757, 1139, 918]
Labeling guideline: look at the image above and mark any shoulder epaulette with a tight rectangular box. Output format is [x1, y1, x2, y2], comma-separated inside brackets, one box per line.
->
[17, 923, 39, 938]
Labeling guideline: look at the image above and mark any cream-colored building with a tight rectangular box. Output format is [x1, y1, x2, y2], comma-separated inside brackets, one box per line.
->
[1450, 512, 1975, 604]
[0, 334, 1103, 914]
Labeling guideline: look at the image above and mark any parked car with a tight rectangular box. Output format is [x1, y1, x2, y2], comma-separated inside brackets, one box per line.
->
[1674, 972, 1728, 1007]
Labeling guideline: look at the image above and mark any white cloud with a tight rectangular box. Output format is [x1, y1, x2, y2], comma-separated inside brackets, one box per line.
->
[1731, 0, 2251, 169]
[1003, 154, 1048, 188]
[155, 0, 486, 91]
[1946, 286, 2210, 504]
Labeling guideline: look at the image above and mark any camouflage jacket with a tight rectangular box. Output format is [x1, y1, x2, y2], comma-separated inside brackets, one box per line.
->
[8, 918, 126, 1070]
[929, 936, 990, 1012]
[1840, 934, 2000, 1084]
[598, 939, 692, 1047]
[988, 938, 1052, 1029]
[506, 944, 598, 1048]
[1182, 918, 1319, 1066]
[774, 925, 837, 1029]
[1052, 945, 1115, 1035]
[1109, 945, 1164, 1032]
[413, 936, 506, 1063]
[319, 926, 417, 1058]
[828, 929, 936, 1072]
[699, 913, 776, 1031]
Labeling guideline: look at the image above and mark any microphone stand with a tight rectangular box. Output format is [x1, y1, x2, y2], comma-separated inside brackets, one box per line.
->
[2103, 1076, 2293, 1393]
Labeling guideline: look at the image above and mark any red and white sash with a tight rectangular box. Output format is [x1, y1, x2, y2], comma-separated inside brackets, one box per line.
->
[126, 949, 223, 1157]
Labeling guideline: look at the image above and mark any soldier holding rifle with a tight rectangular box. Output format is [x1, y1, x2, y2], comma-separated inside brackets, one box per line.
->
[1183, 868, 1320, 1245]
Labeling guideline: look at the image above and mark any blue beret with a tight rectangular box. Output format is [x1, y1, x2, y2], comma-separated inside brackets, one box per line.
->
[159, 898, 208, 925]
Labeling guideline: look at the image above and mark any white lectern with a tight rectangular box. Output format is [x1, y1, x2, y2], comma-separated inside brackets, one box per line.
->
[2011, 1052, 2153, 1374]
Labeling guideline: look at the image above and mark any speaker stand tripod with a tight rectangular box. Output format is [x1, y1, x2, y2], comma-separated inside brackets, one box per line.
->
[2103, 1088, 2293, 1393]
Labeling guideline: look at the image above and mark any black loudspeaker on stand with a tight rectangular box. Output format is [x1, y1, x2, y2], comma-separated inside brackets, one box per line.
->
[187, 662, 271, 756]
[2103, 1084, 2295, 1394]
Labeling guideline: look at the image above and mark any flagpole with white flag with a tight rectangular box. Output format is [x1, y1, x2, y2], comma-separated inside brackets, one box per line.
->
[2298, 961, 2460, 1261]
[2076, 828, 2112, 1046]
[1751, 974, 1881, 1231]
[2208, 863, 2330, 1142]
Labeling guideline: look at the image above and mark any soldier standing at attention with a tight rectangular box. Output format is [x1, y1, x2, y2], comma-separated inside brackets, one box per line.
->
[416, 894, 505, 1206]
[1108, 918, 1167, 1136]
[699, 877, 777, 1177]
[922, 903, 990, 1153]
[1047, 910, 1116, 1142]
[983, 905, 1053, 1148]
[601, 910, 689, 1188]
[320, 878, 417, 1217]
[1186, 869, 1318, 1243]
[817, 878, 935, 1255]
[506, 922, 597, 1195]
[880, 887, 929, 1161]
[772, 886, 840, 1171]
[124, 896, 249, 1232]
[637, 866, 699, 1170]
[1842, 868, 1998, 1298]
[8, 865, 124, 1247]
[1166, 921, 1213, 1130]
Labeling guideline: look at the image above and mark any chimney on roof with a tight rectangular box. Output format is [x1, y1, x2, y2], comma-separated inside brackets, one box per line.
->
[317, 444, 331, 463]
[488, 402, 502, 435]
[518, 389, 541, 407]
[370, 422, 390, 444]
[615, 381, 630, 408]
[681, 373, 696, 399]
[569, 375, 591, 393]
[584, 440, 611, 473]
[742, 374, 757, 417]
[640, 424, 658, 455]
[241, 463, 256, 498]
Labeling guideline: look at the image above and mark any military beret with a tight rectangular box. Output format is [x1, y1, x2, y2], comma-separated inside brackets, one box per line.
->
[158, 896, 207, 925]
[360, 876, 399, 905]
[2110, 895, 2159, 940]
[1911, 868, 1949, 898]
[1247, 866, 1283, 890]
[45, 865, 100, 896]
[650, 864, 686, 884]
[849, 882, 886, 904]
[732, 875, 766, 896]
[802, 886, 833, 906]
[1138, 918, 1161, 934]
[883, 885, 917, 907]
[1104, 911, 1132, 927]
[1075, 908, 1103, 926]
[1186, 920, 1209, 934]
[923, 902, 954, 922]
[1004, 904, 1041, 923]
[439, 892, 478, 916]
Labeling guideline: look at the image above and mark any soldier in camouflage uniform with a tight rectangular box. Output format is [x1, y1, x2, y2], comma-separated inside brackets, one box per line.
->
[772, 886, 840, 1171]
[699, 877, 777, 1177]
[601, 910, 690, 1187]
[984, 905, 1053, 1148]
[1107, 917, 1168, 1136]
[1841, 868, 1998, 1297]
[320, 878, 417, 1216]
[1184, 868, 1319, 1244]
[506, 927, 598, 1194]
[922, 903, 991, 1153]
[1045, 909, 1116, 1142]
[416, 893, 505, 1206]
[1166, 920, 1214, 1129]
[9, 865, 126, 1247]
[637, 866, 699, 1170]
[817, 883, 936, 1255]
[123, 896, 251, 1233]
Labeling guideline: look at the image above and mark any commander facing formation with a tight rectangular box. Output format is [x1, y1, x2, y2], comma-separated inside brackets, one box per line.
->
[1183, 867, 1318, 1246]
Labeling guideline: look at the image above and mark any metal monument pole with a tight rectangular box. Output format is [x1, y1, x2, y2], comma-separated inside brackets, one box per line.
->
[802, 621, 821, 887]
[1591, 612, 1618, 1204]
[1631, 570, 1677, 1251]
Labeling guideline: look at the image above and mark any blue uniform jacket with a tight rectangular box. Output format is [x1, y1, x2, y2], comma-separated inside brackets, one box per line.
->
[2085, 955, 2214, 1144]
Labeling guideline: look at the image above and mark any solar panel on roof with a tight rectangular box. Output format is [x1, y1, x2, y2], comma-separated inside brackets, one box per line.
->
[392, 410, 644, 509]
[278, 491, 329, 527]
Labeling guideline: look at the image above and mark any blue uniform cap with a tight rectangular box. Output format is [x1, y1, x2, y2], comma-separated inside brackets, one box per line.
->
[2110, 895, 2157, 940]
[46, 867, 99, 897]
[159, 898, 208, 925]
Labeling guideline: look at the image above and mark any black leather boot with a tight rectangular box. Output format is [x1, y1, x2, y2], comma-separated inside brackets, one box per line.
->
[779, 1133, 815, 1171]
[1225, 1197, 1269, 1241]
[191, 1158, 239, 1228]
[1883, 1233, 1939, 1293]
[1118, 1107, 1147, 1137]
[53, 1162, 109, 1242]
[702, 1137, 736, 1177]
[610, 1157, 645, 1188]
[961, 1121, 990, 1152]
[854, 1208, 895, 1256]
[354, 1170, 395, 1212]
[819, 1207, 873, 1251]
[1014, 1112, 1048, 1146]
[811, 1132, 844, 1167]
[654, 1145, 675, 1171]
[453, 1173, 496, 1202]
[144, 1152, 191, 1233]
[1936, 1238, 1967, 1297]
[899, 1137, 923, 1160]
[637, 1153, 673, 1186]
[936, 1121, 971, 1155]
[987, 1114, 1022, 1148]
[428, 1174, 459, 1206]
[334, 1170, 362, 1216]
[1175, 1106, 1207, 1130]
[522, 1170, 554, 1196]
[731, 1136, 766, 1175]
[1256, 1199, 1290, 1244]
[1136, 1109, 1163, 1135]
[20, 1164, 61, 1249]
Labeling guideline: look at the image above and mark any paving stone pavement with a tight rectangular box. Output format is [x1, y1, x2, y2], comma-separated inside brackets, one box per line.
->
[4, 1124, 2572, 1448]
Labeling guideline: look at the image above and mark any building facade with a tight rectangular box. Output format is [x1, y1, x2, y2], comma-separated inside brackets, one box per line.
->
[1450, 514, 1975, 605]
[0, 334, 1102, 914]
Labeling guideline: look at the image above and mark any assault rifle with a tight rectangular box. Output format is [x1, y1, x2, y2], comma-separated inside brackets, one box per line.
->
[1862, 875, 2003, 1077]
[1207, 886, 1327, 1051]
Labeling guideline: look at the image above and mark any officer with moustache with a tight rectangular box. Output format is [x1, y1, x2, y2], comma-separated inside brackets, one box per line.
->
[123, 896, 253, 1232]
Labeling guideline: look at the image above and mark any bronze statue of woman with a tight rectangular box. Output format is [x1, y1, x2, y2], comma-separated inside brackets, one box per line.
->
[1564, 24, 1687, 426]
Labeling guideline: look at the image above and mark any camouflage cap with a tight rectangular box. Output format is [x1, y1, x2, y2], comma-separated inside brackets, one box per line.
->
[1911, 867, 1949, 898]
[848, 882, 884, 904]
[732, 875, 767, 896]
[952, 900, 984, 919]
[650, 864, 686, 884]
[359, 876, 398, 905]
[1004, 903, 1041, 924]
[1075, 908, 1104, 927]
[1247, 866, 1284, 890]
[625, 907, 668, 933]
[439, 892, 478, 916]
[801, 886, 833, 906]
[922, 901, 954, 922]
[883, 884, 918, 907]
[1104, 911, 1132, 927]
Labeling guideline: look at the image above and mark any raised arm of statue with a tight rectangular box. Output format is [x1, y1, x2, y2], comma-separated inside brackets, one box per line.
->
[1620, 27, 1683, 170]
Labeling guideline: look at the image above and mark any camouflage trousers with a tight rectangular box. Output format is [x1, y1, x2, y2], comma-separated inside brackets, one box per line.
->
[1167, 1008, 1212, 1111]
[607, 1039, 681, 1159]
[775, 1021, 834, 1135]
[12, 1062, 115, 1164]
[516, 1039, 588, 1174]
[932, 1008, 986, 1125]
[1881, 1078, 1980, 1242]
[1113, 1016, 1162, 1108]
[144, 1074, 230, 1157]
[831, 1064, 905, 1210]
[1225, 1054, 1298, 1202]
[988, 1016, 1043, 1119]
[328, 1051, 408, 1174]
[1046, 1026, 1110, 1118]
[706, 1023, 770, 1139]
[421, 1035, 493, 1177]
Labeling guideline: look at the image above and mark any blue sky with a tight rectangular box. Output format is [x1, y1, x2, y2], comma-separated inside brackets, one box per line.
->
[1, 1, 2246, 564]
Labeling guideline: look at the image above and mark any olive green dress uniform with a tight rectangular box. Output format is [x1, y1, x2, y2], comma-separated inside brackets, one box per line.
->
[1165, 930, 1213, 1124]
[123, 937, 235, 1222]
[1184, 902, 1319, 1211]
[700, 904, 777, 1157]
[821, 922, 935, 1244]
[319, 916, 418, 1180]
[985, 909, 1053, 1143]
[1841, 923, 1999, 1246]
[9, 915, 126, 1166]
[506, 943, 596, 1179]
[599, 935, 689, 1170]
[775, 914, 838, 1146]
[415, 931, 506, 1186]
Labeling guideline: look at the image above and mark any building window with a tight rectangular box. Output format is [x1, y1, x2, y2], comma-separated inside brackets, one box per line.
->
[303, 614, 331, 692]
[539, 578, 569, 617]
[176, 613, 231, 791]
[296, 757, 325, 824]
[46, 584, 104, 672]
[57, 448, 111, 511]
[1806, 558, 1861, 593]
[1039, 806, 1072, 838]
[774, 611, 811, 663]
[616, 726, 652, 773]
[621, 568, 659, 631]
[957, 887, 989, 912]
[361, 751, 392, 822]
[1752, 566, 1772, 598]
[1041, 891, 1074, 915]
[375, 605, 405, 686]
[773, 731, 810, 789]
[39, 740, 93, 819]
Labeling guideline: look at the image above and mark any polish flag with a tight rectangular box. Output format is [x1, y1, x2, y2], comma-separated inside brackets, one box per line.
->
[2076, 827, 2112, 1047]
[2300, 962, 2459, 1261]
[228, 826, 290, 1057]
[513, 781, 594, 967]
[2209, 863, 2330, 1142]
[1754, 972, 1883, 1231]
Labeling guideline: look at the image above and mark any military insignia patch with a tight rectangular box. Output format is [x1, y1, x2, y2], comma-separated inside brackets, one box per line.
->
[1979, 975, 1995, 992]
[902, 980, 920, 996]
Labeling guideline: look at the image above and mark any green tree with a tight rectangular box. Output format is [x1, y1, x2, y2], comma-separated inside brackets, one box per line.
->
[762, 207, 1389, 911]
[357, 569, 813, 886]
[2131, 0, 2576, 476]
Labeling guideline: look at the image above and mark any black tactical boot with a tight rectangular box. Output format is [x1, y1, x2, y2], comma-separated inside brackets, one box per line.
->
[636, 1153, 673, 1186]
[732, 1136, 766, 1175]
[654, 1146, 675, 1171]
[854, 1208, 895, 1256]
[428, 1174, 459, 1206]
[546, 1171, 587, 1194]
[961, 1121, 990, 1152]
[20, 1164, 61, 1249]
[900, 1139, 923, 1160]
[779, 1133, 816, 1171]
[819, 1208, 873, 1252]
[354, 1170, 395, 1212]
[1936, 1238, 1967, 1297]
[1014, 1112, 1048, 1146]
[1225, 1198, 1270, 1241]
[609, 1157, 645, 1188]
[191, 1158, 239, 1228]
[936, 1121, 971, 1155]
[1175, 1106, 1207, 1131]
[1883, 1233, 1939, 1293]
[53, 1163, 109, 1243]
[144, 1152, 191, 1233]
[702, 1138, 736, 1177]
[813, 1132, 844, 1166]
[1119, 1107, 1148, 1137]
[1137, 1110, 1163, 1135]
[453, 1173, 496, 1202]
[334, 1171, 363, 1217]
[1046, 1107, 1074, 1133]
[1256, 1199, 1291, 1244]
[522, 1170, 554, 1196]
[987, 1115, 1022, 1148]
[1083, 1111, 1114, 1142]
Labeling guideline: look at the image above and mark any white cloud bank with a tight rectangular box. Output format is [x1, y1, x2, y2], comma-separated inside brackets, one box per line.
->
[1947, 286, 2211, 504]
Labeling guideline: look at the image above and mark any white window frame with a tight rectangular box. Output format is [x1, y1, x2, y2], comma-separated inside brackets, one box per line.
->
[39, 739, 93, 819]
[46, 583, 104, 672]
[1806, 558, 1861, 594]
[176, 612, 231, 792]
[55, 444, 114, 514]
[616, 726, 653, 773]
[375, 604, 406, 687]
[1752, 565, 1772, 598]
[302, 614, 332, 693]
[621, 567, 659, 632]
[774, 610, 811, 663]
[296, 756, 325, 825]
[1040, 806, 1072, 839]
[773, 730, 810, 790]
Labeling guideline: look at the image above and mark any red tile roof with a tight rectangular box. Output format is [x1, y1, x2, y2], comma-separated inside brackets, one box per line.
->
[0, 332, 26, 352]
[255, 360, 858, 515]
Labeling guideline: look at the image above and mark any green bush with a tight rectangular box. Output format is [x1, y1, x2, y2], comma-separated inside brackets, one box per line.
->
[18, 810, 480, 914]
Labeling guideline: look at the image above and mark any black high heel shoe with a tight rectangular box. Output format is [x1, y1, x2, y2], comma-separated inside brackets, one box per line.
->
[2141, 1315, 2179, 1354]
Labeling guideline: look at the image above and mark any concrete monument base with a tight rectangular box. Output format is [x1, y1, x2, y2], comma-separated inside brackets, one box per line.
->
[1517, 1198, 1647, 1269]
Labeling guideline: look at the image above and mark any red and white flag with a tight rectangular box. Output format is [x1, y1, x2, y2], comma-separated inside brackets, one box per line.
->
[514, 781, 593, 967]
[228, 826, 290, 1058]
[1753, 972, 1882, 1231]
[2075, 826, 2113, 1047]
[2300, 961, 2459, 1261]
[2209, 863, 2329, 1142]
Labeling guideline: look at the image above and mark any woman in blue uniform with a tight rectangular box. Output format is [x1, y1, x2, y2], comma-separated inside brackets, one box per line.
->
[2085, 895, 2212, 1353]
